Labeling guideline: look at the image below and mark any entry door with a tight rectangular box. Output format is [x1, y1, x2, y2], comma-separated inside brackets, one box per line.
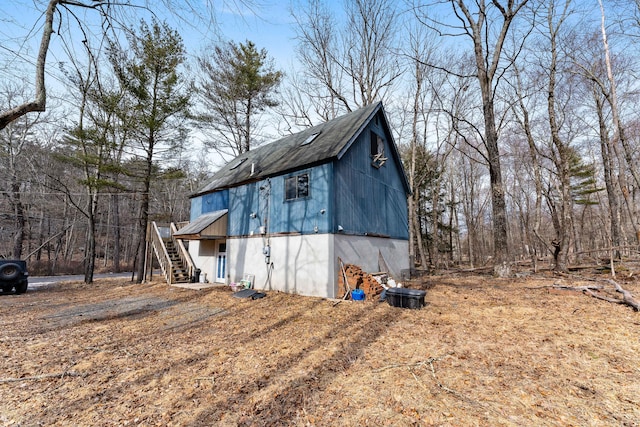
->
[216, 242, 227, 283]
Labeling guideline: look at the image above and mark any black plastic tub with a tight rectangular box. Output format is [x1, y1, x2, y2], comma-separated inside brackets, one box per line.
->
[385, 287, 426, 309]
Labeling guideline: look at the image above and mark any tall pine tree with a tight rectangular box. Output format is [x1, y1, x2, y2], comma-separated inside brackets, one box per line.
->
[195, 40, 282, 158]
[108, 19, 191, 283]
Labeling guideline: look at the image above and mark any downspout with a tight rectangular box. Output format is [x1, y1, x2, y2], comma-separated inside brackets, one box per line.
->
[261, 179, 273, 288]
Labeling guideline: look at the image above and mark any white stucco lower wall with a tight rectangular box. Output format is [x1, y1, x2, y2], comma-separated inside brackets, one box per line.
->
[224, 233, 409, 298]
[186, 234, 408, 297]
[228, 234, 334, 298]
[333, 235, 410, 280]
[186, 240, 218, 284]
[189, 240, 210, 280]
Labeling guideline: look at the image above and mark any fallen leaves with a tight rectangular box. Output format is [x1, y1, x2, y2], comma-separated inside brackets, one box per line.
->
[0, 274, 639, 425]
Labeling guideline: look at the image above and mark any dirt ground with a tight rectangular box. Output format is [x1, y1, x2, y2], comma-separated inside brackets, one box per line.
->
[1, 269, 639, 426]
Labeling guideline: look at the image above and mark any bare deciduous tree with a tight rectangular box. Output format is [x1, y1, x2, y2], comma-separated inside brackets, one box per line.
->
[596, 0, 640, 245]
[290, 0, 402, 123]
[0, 0, 255, 130]
[0, 85, 49, 258]
[414, 0, 531, 276]
[569, 31, 626, 259]
[509, 59, 547, 270]
[543, 0, 575, 272]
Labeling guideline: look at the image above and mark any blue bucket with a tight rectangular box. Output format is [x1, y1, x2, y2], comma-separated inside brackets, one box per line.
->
[351, 289, 365, 301]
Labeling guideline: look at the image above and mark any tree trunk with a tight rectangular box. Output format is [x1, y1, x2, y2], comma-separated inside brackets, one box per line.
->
[112, 193, 121, 272]
[407, 54, 429, 270]
[408, 61, 421, 270]
[407, 195, 416, 269]
[512, 62, 544, 271]
[457, 0, 528, 277]
[0, 0, 58, 130]
[546, 1, 572, 273]
[136, 178, 151, 283]
[483, 97, 510, 275]
[595, 93, 622, 259]
[243, 99, 251, 153]
[36, 208, 45, 261]
[85, 209, 96, 284]
[413, 202, 428, 268]
[448, 180, 455, 263]
[136, 133, 155, 283]
[430, 173, 441, 268]
[10, 173, 25, 259]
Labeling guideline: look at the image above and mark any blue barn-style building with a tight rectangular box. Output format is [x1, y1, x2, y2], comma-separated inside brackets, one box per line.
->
[174, 102, 410, 298]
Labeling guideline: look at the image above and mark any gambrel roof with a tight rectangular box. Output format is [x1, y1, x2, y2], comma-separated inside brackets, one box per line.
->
[192, 102, 409, 197]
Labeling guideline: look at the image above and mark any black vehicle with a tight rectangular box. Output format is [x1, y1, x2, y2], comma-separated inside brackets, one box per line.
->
[0, 260, 28, 294]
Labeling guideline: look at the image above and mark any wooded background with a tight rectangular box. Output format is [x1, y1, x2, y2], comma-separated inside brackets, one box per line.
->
[2, 0, 639, 280]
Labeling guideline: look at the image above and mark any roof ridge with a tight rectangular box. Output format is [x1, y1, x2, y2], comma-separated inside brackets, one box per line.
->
[192, 102, 383, 197]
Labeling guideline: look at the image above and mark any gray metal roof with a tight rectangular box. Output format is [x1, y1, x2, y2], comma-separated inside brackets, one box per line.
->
[173, 209, 228, 237]
[192, 102, 384, 197]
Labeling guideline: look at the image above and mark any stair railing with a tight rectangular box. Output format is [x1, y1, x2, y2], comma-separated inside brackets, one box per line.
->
[151, 221, 174, 284]
[171, 222, 196, 281]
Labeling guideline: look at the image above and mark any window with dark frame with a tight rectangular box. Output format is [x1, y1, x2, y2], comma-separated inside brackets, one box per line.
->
[370, 131, 384, 157]
[285, 173, 310, 201]
[370, 131, 387, 168]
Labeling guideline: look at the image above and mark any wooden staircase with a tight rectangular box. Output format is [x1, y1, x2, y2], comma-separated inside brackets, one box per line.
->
[150, 222, 196, 285]
[164, 239, 190, 283]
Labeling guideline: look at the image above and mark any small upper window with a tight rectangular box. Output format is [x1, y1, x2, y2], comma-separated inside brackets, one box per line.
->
[301, 131, 321, 146]
[370, 131, 387, 168]
[370, 131, 383, 156]
[285, 173, 310, 200]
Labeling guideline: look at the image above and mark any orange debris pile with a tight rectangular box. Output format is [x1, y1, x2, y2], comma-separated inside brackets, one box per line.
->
[337, 264, 385, 301]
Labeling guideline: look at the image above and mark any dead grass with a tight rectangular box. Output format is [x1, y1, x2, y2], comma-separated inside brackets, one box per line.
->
[1, 273, 639, 426]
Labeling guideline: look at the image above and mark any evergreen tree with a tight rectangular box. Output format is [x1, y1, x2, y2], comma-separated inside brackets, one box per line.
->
[108, 19, 191, 283]
[568, 149, 603, 206]
[195, 40, 282, 158]
[50, 41, 132, 283]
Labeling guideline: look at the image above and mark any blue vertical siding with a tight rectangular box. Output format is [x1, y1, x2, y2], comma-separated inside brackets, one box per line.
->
[191, 111, 408, 240]
[226, 164, 332, 236]
[269, 163, 332, 234]
[190, 189, 229, 220]
[228, 182, 260, 235]
[333, 119, 409, 239]
[190, 197, 202, 221]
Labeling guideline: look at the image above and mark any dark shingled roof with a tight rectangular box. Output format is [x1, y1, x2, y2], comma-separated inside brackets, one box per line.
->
[192, 102, 384, 197]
